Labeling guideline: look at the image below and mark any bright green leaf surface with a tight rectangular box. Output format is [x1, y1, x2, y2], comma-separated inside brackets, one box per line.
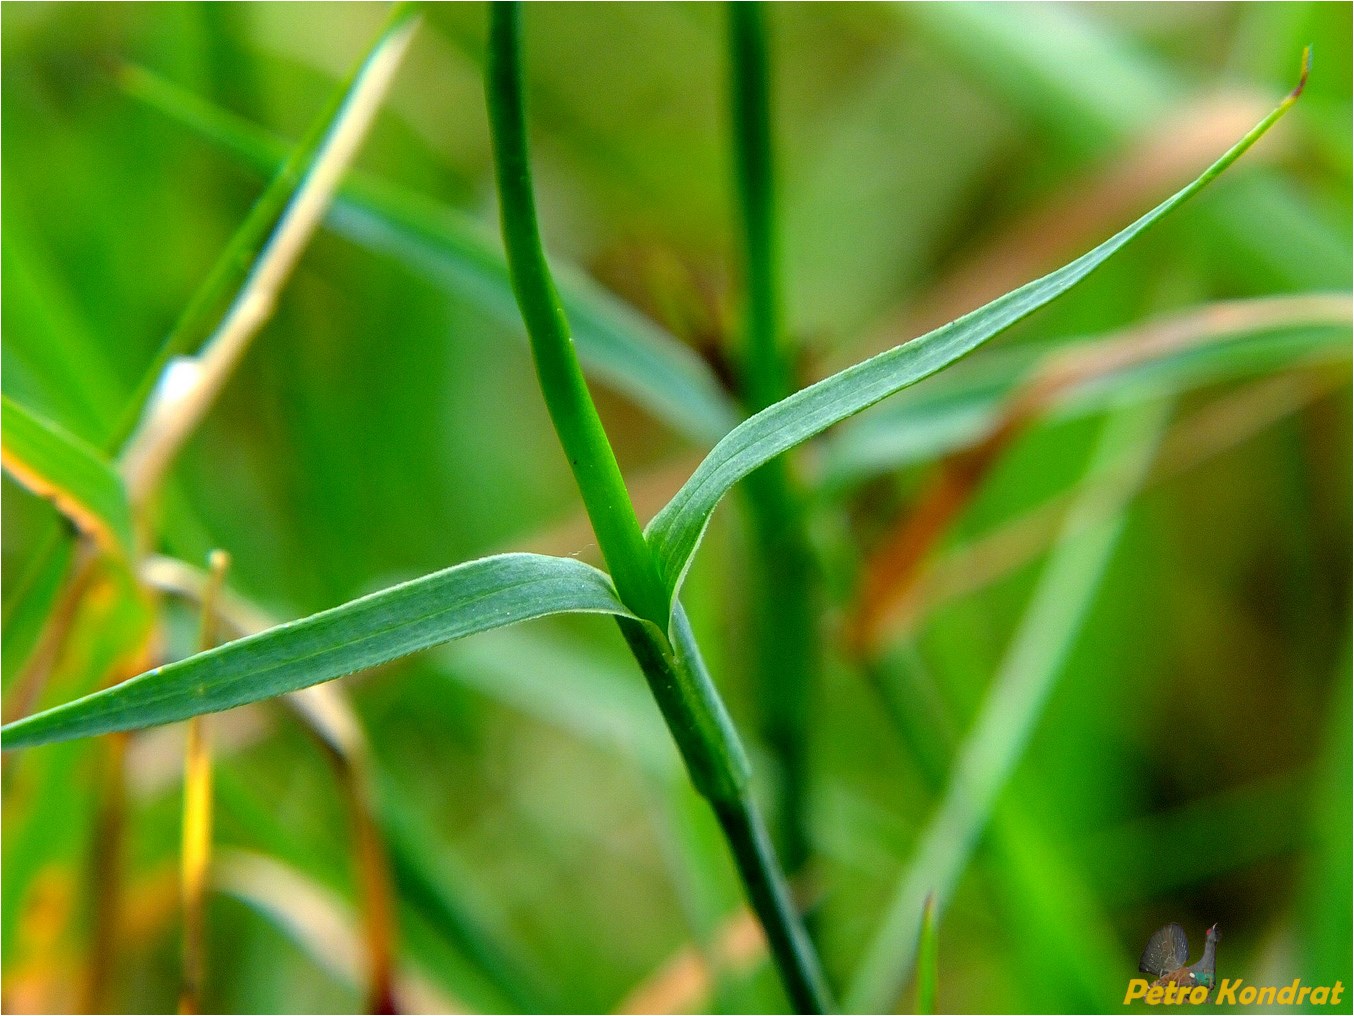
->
[645, 92, 1300, 603]
[0, 553, 632, 749]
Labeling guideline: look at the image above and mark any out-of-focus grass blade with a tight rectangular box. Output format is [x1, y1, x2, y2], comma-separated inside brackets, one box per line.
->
[824, 296, 1351, 484]
[1, 532, 74, 690]
[1, 396, 135, 560]
[119, 67, 741, 446]
[179, 551, 229, 1016]
[899, 5, 1346, 289]
[438, 627, 671, 772]
[212, 849, 465, 1015]
[1, 215, 125, 443]
[1, 554, 633, 749]
[134, 560, 555, 1011]
[914, 894, 938, 1015]
[845, 400, 1169, 1012]
[4, 5, 423, 695]
[376, 777, 557, 1013]
[645, 86, 1303, 604]
[109, 2, 424, 453]
[1297, 639, 1353, 985]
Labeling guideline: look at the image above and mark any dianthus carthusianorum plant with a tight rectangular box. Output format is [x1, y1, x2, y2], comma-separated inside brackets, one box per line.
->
[1, 3, 1322, 1012]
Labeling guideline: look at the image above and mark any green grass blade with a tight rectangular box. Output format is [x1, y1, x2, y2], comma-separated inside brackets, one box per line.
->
[845, 400, 1170, 1012]
[0, 553, 631, 750]
[120, 66, 740, 446]
[1, 396, 135, 560]
[1, 214, 125, 443]
[645, 77, 1305, 602]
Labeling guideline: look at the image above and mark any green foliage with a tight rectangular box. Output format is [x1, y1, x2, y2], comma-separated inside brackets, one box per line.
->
[121, 65, 739, 445]
[2, 5, 1348, 1013]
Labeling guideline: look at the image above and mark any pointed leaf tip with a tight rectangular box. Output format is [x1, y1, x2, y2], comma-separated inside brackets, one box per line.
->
[1291, 46, 1312, 102]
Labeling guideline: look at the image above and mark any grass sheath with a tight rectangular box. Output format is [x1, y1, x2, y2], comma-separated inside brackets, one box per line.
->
[485, 5, 831, 1010]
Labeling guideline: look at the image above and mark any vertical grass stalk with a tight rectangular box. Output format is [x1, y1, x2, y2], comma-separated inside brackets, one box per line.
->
[179, 550, 229, 1014]
[485, 6, 830, 1010]
[728, 2, 819, 878]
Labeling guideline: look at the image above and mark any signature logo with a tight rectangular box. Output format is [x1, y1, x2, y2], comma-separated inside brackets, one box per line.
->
[1124, 921, 1346, 1007]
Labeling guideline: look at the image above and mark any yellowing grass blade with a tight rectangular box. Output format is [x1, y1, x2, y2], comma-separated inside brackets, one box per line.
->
[1, 396, 135, 560]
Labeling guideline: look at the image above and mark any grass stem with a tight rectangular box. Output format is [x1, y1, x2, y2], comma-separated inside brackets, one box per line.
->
[485, 4, 668, 628]
[728, 2, 818, 878]
[485, 7, 831, 1008]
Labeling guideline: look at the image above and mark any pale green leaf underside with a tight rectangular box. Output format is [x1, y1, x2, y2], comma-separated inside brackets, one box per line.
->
[0, 394, 135, 559]
[121, 67, 740, 446]
[644, 92, 1298, 603]
[0, 554, 632, 749]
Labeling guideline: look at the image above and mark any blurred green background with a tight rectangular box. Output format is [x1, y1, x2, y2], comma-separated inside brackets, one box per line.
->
[2, 3, 1350, 1013]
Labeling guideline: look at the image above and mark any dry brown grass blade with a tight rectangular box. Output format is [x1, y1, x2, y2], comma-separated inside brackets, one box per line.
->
[3, 0, 419, 791]
[212, 850, 463, 1015]
[2, 547, 98, 726]
[0, 453, 123, 560]
[847, 296, 1351, 655]
[286, 686, 400, 1015]
[829, 91, 1279, 372]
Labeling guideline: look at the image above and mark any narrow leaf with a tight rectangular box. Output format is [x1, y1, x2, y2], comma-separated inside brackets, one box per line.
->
[0, 554, 632, 750]
[1, 396, 135, 560]
[645, 78, 1305, 603]
[120, 67, 741, 446]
